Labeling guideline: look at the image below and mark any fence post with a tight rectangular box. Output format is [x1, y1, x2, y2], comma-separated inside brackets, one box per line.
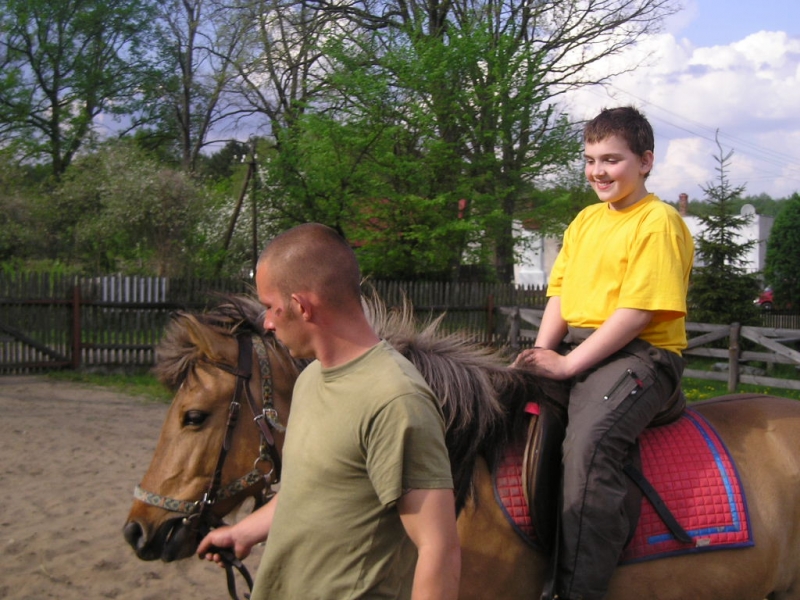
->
[727, 322, 741, 392]
[486, 293, 495, 344]
[509, 306, 521, 353]
[71, 284, 82, 370]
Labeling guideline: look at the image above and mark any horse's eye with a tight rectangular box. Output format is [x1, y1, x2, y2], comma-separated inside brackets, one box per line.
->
[182, 410, 209, 427]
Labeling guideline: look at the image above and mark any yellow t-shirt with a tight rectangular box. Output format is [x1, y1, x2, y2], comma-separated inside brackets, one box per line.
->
[547, 194, 694, 355]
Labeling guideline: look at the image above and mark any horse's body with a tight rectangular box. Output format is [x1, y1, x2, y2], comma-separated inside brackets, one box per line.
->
[124, 297, 800, 599]
[458, 395, 800, 600]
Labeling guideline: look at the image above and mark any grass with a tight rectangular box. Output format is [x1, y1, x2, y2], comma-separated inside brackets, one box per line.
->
[683, 357, 800, 402]
[45, 365, 800, 405]
[683, 377, 800, 402]
[46, 369, 173, 403]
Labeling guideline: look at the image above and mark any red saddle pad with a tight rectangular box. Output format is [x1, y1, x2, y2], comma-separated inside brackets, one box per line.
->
[493, 408, 754, 563]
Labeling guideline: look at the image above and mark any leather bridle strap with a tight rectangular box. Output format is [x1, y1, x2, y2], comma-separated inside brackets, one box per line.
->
[245, 336, 283, 481]
[213, 334, 283, 484]
[132, 468, 265, 515]
[185, 332, 258, 600]
[195, 333, 253, 516]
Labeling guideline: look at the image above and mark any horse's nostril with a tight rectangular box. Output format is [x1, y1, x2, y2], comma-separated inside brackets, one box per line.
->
[123, 521, 145, 550]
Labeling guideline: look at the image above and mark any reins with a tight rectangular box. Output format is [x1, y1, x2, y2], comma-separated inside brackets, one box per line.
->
[133, 332, 284, 600]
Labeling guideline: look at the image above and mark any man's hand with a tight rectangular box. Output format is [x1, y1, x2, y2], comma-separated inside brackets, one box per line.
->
[197, 525, 253, 567]
[198, 492, 279, 566]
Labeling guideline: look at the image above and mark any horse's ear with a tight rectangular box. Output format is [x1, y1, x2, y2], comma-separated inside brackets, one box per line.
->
[182, 315, 229, 363]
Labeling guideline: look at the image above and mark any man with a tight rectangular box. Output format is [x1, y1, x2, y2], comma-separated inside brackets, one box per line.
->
[198, 223, 461, 599]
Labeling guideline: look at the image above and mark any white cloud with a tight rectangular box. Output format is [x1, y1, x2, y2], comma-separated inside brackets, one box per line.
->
[563, 30, 800, 203]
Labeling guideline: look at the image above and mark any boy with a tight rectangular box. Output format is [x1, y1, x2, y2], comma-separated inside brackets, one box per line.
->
[513, 106, 694, 600]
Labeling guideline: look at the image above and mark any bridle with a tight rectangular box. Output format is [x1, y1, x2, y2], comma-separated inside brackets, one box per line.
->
[133, 332, 285, 600]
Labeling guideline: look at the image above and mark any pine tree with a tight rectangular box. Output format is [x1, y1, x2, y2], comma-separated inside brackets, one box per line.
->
[688, 134, 760, 325]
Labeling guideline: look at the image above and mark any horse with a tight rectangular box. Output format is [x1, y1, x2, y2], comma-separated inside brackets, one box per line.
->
[124, 295, 800, 600]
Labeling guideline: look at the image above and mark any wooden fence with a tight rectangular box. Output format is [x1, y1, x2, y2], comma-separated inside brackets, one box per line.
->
[0, 273, 547, 374]
[3, 272, 799, 393]
[501, 307, 800, 392]
[0, 274, 254, 372]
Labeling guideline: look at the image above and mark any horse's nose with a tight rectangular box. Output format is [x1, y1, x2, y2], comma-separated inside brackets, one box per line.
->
[123, 520, 147, 553]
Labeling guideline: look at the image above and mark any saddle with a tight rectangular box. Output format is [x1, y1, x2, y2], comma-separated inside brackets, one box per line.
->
[520, 399, 692, 554]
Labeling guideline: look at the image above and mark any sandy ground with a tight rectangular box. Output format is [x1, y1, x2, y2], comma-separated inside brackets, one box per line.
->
[0, 375, 263, 600]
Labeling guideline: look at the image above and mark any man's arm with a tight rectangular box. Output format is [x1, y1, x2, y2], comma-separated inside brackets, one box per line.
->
[198, 490, 280, 565]
[398, 488, 461, 600]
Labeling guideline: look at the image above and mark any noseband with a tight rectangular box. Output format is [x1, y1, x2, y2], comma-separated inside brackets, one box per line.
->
[133, 332, 285, 599]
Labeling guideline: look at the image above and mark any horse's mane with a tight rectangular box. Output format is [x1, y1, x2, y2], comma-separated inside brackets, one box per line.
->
[153, 295, 300, 390]
[364, 294, 549, 512]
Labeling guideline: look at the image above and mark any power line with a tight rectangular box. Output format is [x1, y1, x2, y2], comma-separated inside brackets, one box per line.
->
[565, 84, 800, 196]
[601, 84, 800, 171]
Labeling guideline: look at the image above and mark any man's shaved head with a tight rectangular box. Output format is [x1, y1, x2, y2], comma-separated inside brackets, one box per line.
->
[258, 223, 361, 308]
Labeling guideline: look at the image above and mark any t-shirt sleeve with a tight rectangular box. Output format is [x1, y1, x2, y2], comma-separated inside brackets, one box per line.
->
[618, 216, 692, 317]
[365, 393, 453, 507]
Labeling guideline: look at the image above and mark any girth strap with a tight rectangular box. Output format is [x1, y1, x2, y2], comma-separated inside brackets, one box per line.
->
[623, 462, 694, 544]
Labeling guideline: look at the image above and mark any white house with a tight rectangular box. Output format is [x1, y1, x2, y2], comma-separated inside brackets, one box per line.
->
[512, 220, 561, 287]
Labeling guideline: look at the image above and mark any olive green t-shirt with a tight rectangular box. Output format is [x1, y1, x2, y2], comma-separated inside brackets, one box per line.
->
[252, 340, 453, 599]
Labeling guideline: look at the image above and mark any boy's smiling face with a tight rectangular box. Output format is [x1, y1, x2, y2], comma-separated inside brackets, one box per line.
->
[584, 134, 653, 211]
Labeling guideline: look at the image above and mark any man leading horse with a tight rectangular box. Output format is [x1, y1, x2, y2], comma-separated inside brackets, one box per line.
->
[197, 223, 461, 599]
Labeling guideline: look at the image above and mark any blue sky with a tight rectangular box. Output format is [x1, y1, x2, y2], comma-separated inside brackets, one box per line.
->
[673, 0, 800, 47]
[565, 0, 800, 203]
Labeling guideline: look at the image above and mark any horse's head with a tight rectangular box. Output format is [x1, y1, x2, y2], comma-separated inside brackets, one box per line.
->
[123, 298, 301, 562]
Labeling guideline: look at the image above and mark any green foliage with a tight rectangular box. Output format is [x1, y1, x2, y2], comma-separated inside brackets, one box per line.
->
[44, 141, 218, 276]
[0, 0, 158, 177]
[765, 193, 800, 308]
[0, 0, 675, 279]
[688, 137, 761, 325]
[196, 141, 252, 182]
[517, 161, 596, 238]
[255, 14, 581, 281]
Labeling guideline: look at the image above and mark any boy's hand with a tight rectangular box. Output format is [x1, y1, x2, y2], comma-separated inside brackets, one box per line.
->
[513, 347, 573, 380]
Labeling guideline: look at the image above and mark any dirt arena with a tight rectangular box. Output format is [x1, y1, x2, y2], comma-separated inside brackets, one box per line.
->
[0, 375, 263, 600]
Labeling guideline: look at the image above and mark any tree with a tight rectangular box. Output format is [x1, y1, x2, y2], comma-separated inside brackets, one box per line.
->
[688, 135, 760, 325]
[142, 0, 253, 172]
[0, 0, 157, 178]
[269, 0, 676, 281]
[764, 193, 800, 309]
[52, 141, 215, 275]
[0, 154, 42, 266]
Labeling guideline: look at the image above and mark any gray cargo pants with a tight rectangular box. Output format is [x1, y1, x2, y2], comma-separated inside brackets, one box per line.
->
[553, 327, 685, 600]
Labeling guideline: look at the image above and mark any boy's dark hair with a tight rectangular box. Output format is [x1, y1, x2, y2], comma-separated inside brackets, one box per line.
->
[584, 106, 654, 158]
